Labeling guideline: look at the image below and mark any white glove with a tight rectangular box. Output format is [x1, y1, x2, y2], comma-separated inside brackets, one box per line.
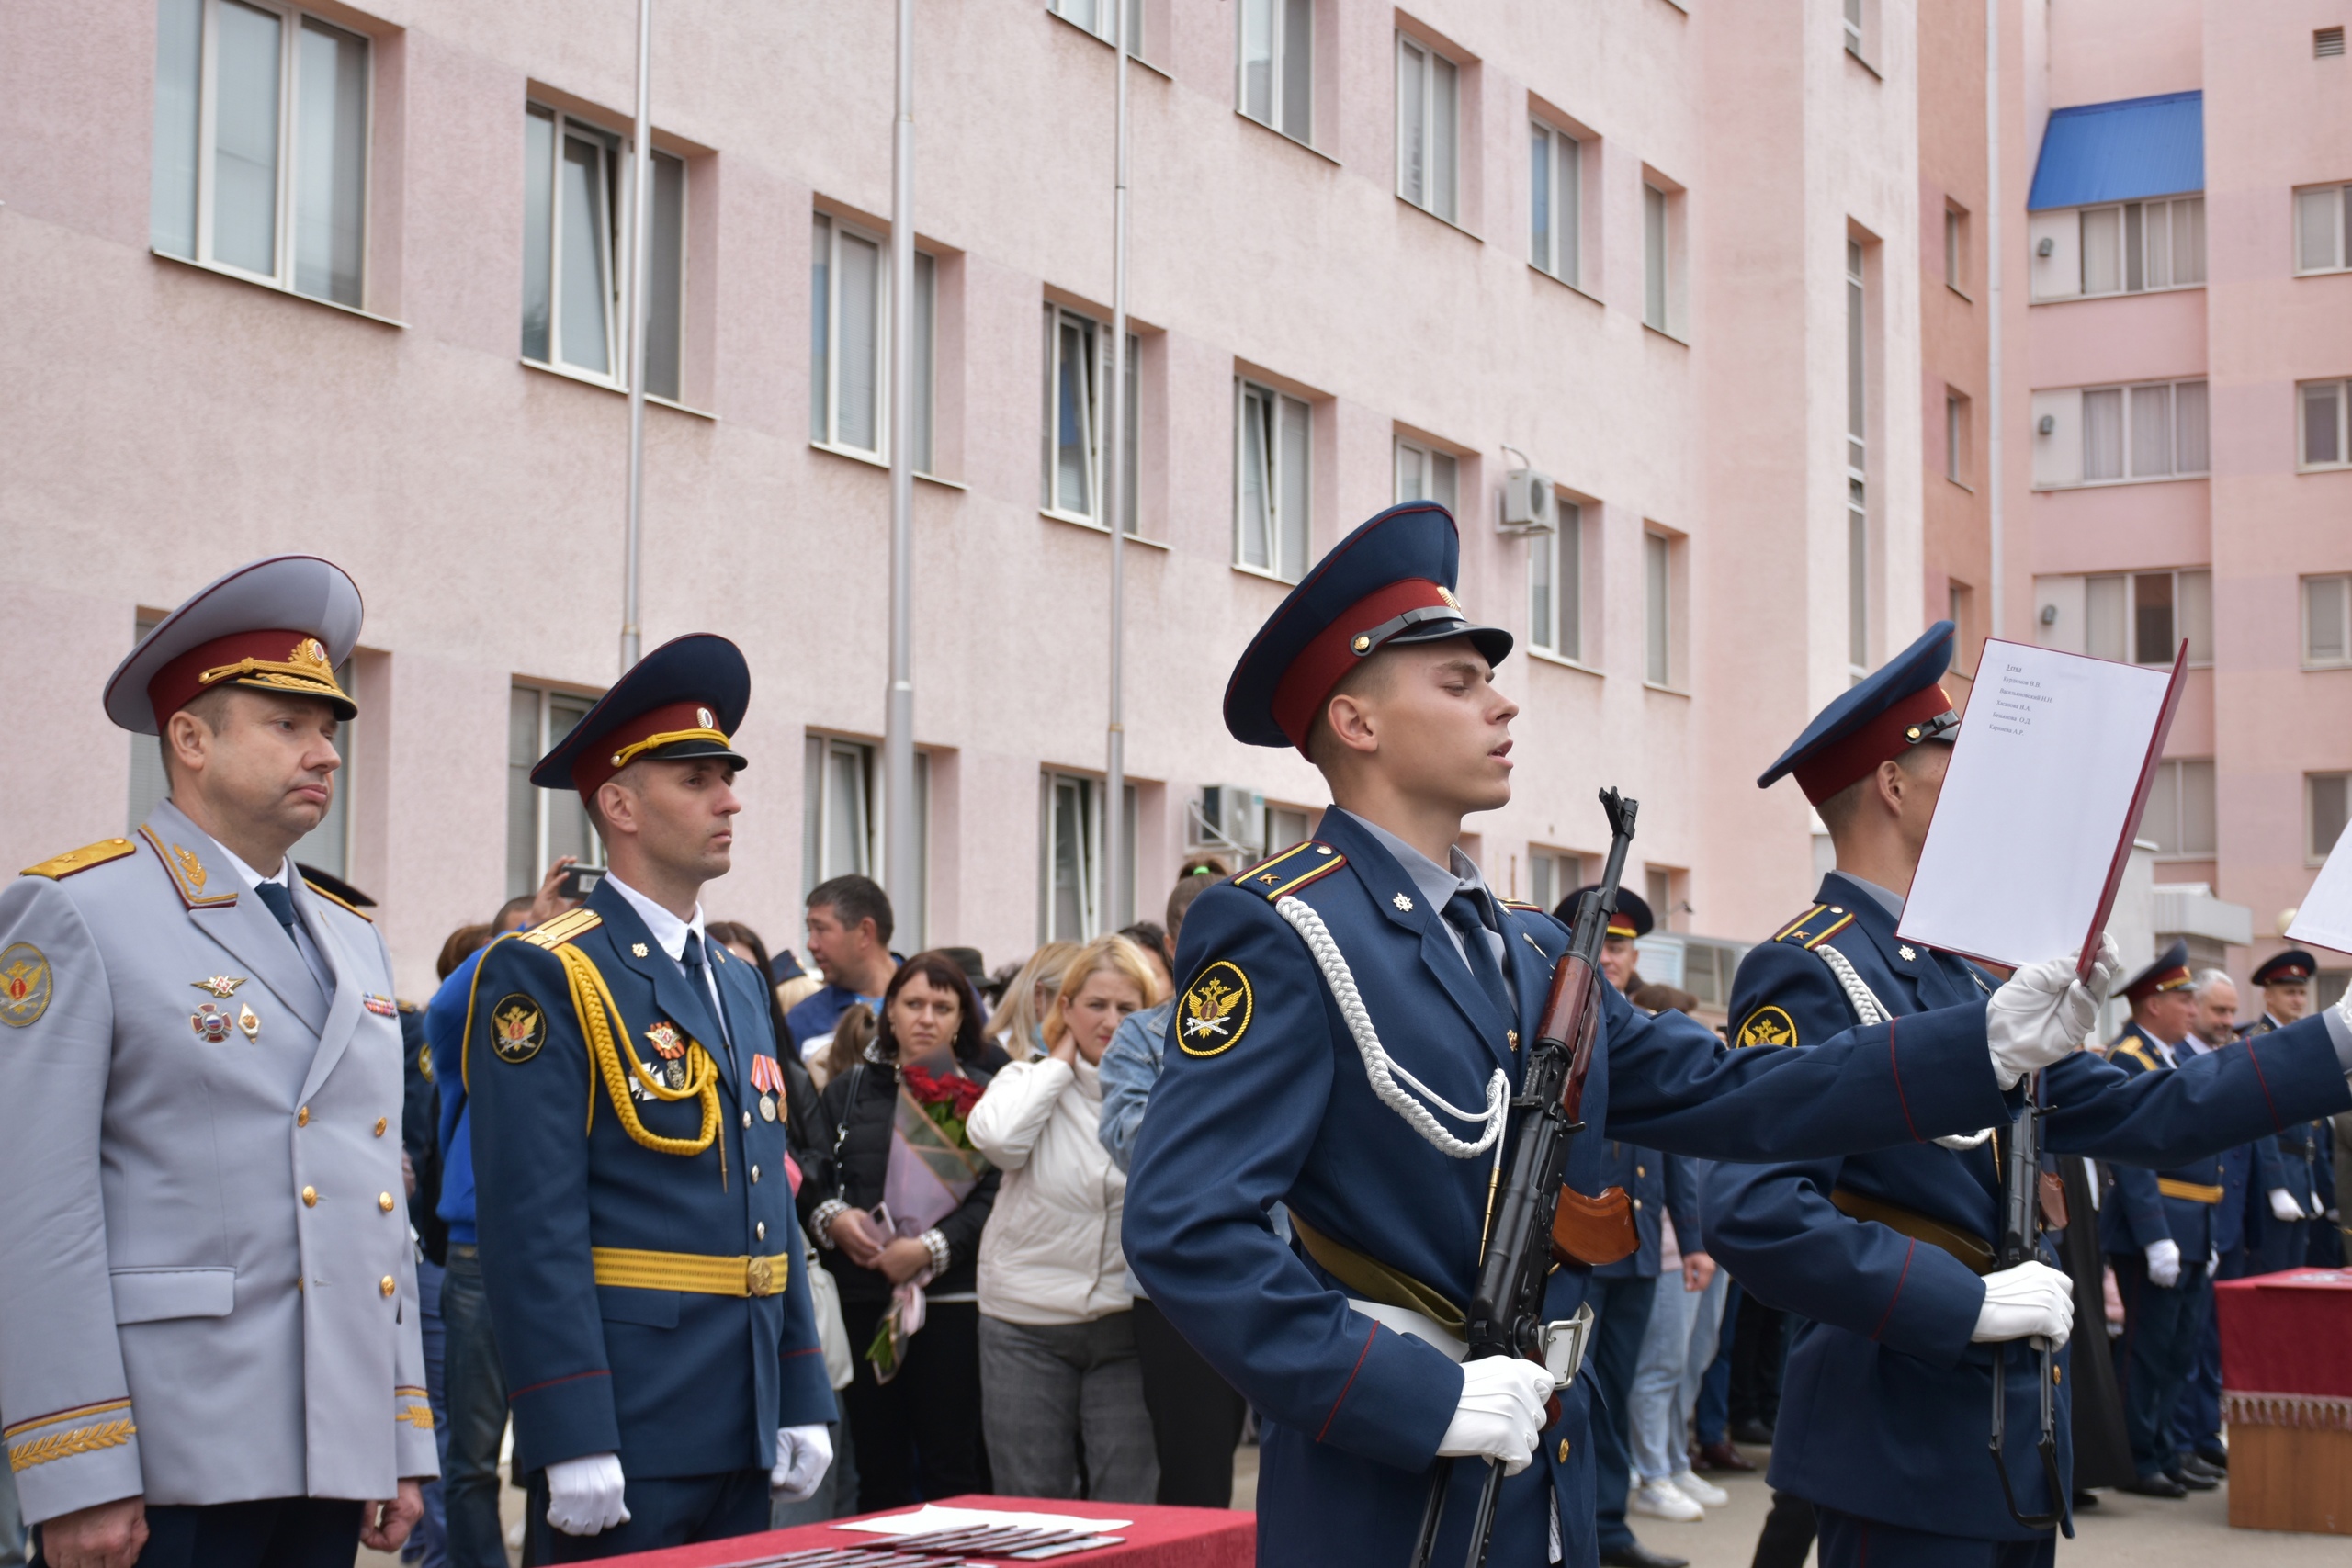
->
[546, 1451, 630, 1536]
[770, 1424, 834, 1502]
[2145, 1238, 2182, 1289]
[1984, 936, 2121, 1088]
[1435, 1357, 1554, 1477]
[2270, 1188, 2306, 1223]
[1971, 1260, 2075, 1348]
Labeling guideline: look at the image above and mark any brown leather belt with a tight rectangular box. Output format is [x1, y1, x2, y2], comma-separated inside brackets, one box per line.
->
[1830, 1189, 1996, 1276]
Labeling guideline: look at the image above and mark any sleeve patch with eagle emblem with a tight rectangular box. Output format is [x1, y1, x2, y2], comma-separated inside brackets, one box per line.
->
[491, 995, 548, 1063]
[1178, 962, 1254, 1058]
[1736, 1005, 1798, 1048]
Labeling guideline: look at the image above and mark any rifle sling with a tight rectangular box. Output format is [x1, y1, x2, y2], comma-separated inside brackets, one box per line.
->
[1291, 1212, 1465, 1335]
[1830, 1188, 1996, 1276]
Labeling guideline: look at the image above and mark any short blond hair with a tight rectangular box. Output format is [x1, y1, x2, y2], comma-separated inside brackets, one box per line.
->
[984, 941, 1081, 1060]
[1041, 933, 1167, 1048]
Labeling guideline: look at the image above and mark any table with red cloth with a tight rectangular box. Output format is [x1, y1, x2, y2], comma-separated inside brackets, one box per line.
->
[591, 1496, 1254, 1568]
[2218, 1267, 2352, 1535]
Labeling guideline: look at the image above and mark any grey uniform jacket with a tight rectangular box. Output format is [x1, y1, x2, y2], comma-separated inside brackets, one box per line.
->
[0, 799, 435, 1525]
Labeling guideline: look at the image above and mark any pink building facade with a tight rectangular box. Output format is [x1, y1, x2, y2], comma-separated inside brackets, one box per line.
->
[2008, 0, 2352, 1006]
[4, 1, 1947, 1007]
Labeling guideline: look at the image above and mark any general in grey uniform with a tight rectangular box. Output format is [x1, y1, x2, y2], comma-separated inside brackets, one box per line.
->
[0, 557, 435, 1568]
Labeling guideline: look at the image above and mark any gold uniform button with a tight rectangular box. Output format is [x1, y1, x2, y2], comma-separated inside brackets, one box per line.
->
[1632, 1198, 1644, 1212]
[755, 1222, 767, 1242]
[379, 1276, 396, 1297]
[1558, 1438, 1571, 1462]
[374, 1118, 388, 1137]
[301, 1186, 319, 1208]
[297, 1107, 310, 1127]
[1636, 1166, 1646, 1178]
[379, 1192, 396, 1213]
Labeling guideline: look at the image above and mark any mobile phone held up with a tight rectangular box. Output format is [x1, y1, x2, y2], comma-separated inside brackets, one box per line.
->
[558, 864, 605, 901]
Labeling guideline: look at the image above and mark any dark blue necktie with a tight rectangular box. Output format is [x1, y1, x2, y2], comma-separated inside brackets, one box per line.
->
[253, 881, 303, 956]
[681, 931, 732, 1051]
[1443, 889, 1514, 1022]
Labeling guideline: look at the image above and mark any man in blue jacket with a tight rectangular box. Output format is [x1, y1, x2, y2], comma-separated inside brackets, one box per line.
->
[1124, 505, 2120, 1568]
[1705, 626, 2352, 1567]
[465, 636, 833, 1560]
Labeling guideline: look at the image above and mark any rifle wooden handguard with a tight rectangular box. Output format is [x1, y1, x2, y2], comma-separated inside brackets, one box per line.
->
[1550, 1184, 1638, 1267]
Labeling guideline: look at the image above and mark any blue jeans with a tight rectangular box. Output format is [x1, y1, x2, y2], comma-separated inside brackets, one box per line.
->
[404, 1257, 448, 1568]
[1587, 1275, 1660, 1551]
[1693, 1280, 1739, 1446]
[439, 1247, 510, 1568]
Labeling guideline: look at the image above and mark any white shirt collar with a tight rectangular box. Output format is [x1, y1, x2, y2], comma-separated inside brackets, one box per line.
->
[215, 841, 292, 893]
[602, 872, 707, 963]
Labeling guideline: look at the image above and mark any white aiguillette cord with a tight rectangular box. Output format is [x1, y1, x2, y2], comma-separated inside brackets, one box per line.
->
[1274, 895, 1510, 1166]
[1812, 942, 1992, 1152]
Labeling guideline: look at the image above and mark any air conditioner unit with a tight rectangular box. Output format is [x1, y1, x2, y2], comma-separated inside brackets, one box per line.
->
[1499, 468, 1556, 534]
[1193, 784, 1264, 857]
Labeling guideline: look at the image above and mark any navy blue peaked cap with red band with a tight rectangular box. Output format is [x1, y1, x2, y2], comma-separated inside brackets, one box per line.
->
[2121, 938, 2193, 1004]
[1223, 502, 1513, 752]
[530, 633, 751, 802]
[1758, 620, 1962, 805]
[2251, 949, 2317, 988]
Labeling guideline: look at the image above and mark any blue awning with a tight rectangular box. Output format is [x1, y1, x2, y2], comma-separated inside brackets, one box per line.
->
[2028, 91, 2202, 211]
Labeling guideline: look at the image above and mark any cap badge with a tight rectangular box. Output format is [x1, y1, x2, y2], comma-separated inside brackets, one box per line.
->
[191, 976, 246, 999]
[697, 706, 714, 728]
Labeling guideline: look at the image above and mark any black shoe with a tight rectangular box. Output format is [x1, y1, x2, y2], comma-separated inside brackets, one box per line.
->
[2192, 1446, 2229, 1472]
[1599, 1544, 1690, 1568]
[2073, 1490, 2101, 1508]
[2120, 1472, 2188, 1498]
[2165, 1464, 2218, 1493]
[2177, 1454, 2225, 1484]
[1730, 1419, 1776, 1445]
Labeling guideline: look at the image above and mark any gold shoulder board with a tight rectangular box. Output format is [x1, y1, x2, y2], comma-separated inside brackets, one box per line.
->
[1234, 841, 1348, 900]
[23, 839, 138, 880]
[302, 878, 374, 922]
[522, 909, 604, 950]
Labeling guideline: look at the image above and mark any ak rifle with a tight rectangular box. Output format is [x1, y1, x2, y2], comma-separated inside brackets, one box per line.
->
[1408, 787, 1638, 1568]
[1990, 1073, 2066, 1529]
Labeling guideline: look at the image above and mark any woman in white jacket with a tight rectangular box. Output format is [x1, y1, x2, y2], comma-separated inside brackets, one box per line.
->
[967, 933, 1166, 1501]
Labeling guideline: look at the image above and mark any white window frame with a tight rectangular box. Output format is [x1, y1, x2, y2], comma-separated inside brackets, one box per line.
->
[1529, 501, 1585, 663]
[802, 733, 930, 945]
[2309, 772, 2351, 865]
[1944, 202, 1968, 293]
[522, 105, 686, 392]
[1049, 0, 1143, 52]
[1847, 239, 1869, 677]
[2075, 196, 2205, 297]
[1264, 804, 1314, 855]
[2143, 757, 2218, 859]
[1531, 118, 1582, 286]
[1396, 31, 1458, 224]
[1945, 390, 1970, 484]
[2037, 379, 2210, 487]
[1237, 0, 1313, 145]
[2292, 182, 2352, 275]
[508, 682, 606, 899]
[2299, 378, 2351, 471]
[152, 0, 371, 307]
[1528, 849, 1585, 914]
[2303, 574, 2352, 669]
[1393, 436, 1457, 512]
[1040, 772, 1103, 942]
[810, 211, 934, 468]
[1042, 305, 1138, 531]
[1644, 528, 1675, 688]
[2081, 569, 2213, 668]
[1643, 180, 1682, 335]
[1234, 378, 1312, 581]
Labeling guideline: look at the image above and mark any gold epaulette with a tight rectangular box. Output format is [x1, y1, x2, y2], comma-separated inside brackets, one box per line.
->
[22, 838, 137, 880]
[1234, 840, 1348, 899]
[303, 877, 374, 922]
[1499, 899, 1547, 913]
[522, 909, 603, 950]
[2108, 1038, 2159, 1072]
[1770, 903, 1857, 952]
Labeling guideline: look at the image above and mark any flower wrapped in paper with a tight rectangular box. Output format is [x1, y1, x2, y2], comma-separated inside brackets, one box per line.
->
[864, 1065, 991, 1382]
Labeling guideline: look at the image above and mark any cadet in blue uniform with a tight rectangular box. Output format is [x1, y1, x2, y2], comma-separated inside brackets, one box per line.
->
[2243, 951, 2336, 1269]
[465, 636, 833, 1561]
[1124, 505, 2123, 1568]
[1703, 625, 2352, 1566]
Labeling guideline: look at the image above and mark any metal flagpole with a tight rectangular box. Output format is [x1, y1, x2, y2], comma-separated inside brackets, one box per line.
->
[883, 0, 920, 927]
[619, 0, 652, 672]
[1100, 1, 1132, 936]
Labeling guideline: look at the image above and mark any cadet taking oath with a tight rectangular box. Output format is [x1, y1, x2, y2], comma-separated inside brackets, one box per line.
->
[1704, 624, 2352, 1565]
[0, 558, 435, 1568]
[2241, 949, 2338, 1269]
[463, 635, 833, 1561]
[1124, 504, 2119, 1568]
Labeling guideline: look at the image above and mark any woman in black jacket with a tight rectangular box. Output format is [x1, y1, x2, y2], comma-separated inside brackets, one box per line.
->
[798, 949, 1010, 1511]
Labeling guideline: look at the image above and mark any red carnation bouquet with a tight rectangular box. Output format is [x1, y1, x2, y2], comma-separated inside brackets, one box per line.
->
[864, 1060, 991, 1382]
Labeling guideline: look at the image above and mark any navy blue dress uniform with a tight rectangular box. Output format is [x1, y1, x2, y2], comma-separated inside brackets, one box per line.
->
[2243, 951, 2335, 1271]
[1586, 1138, 1699, 1560]
[463, 637, 831, 1559]
[1702, 627, 2352, 1567]
[1124, 505, 2046, 1568]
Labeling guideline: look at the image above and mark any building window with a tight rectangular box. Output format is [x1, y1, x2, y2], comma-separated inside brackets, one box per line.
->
[2318, 26, 2346, 58]
[509, 684, 604, 898]
[151, 0, 370, 307]
[1529, 849, 1584, 913]
[1394, 438, 1457, 512]
[1396, 32, 1458, 223]
[2078, 197, 2204, 295]
[1945, 203, 1969, 292]
[2083, 570, 2212, 666]
[802, 735, 929, 945]
[2294, 183, 2352, 274]
[1530, 502, 1583, 661]
[2306, 575, 2352, 667]
[1945, 389, 1973, 483]
[1050, 0, 1142, 52]
[1847, 240, 1869, 674]
[1265, 804, 1313, 854]
[1236, 379, 1311, 579]
[2310, 773, 2350, 863]
[2038, 379, 2210, 485]
[2143, 758, 2218, 858]
[1643, 184, 1672, 332]
[810, 214, 934, 468]
[1949, 581, 1975, 671]
[1042, 773, 1102, 942]
[1645, 530, 1674, 686]
[1041, 307, 1140, 530]
[1238, 0, 1312, 143]
[1844, 0, 1865, 53]
[2301, 378, 2351, 468]
[522, 106, 685, 395]
[1531, 120, 1582, 286]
